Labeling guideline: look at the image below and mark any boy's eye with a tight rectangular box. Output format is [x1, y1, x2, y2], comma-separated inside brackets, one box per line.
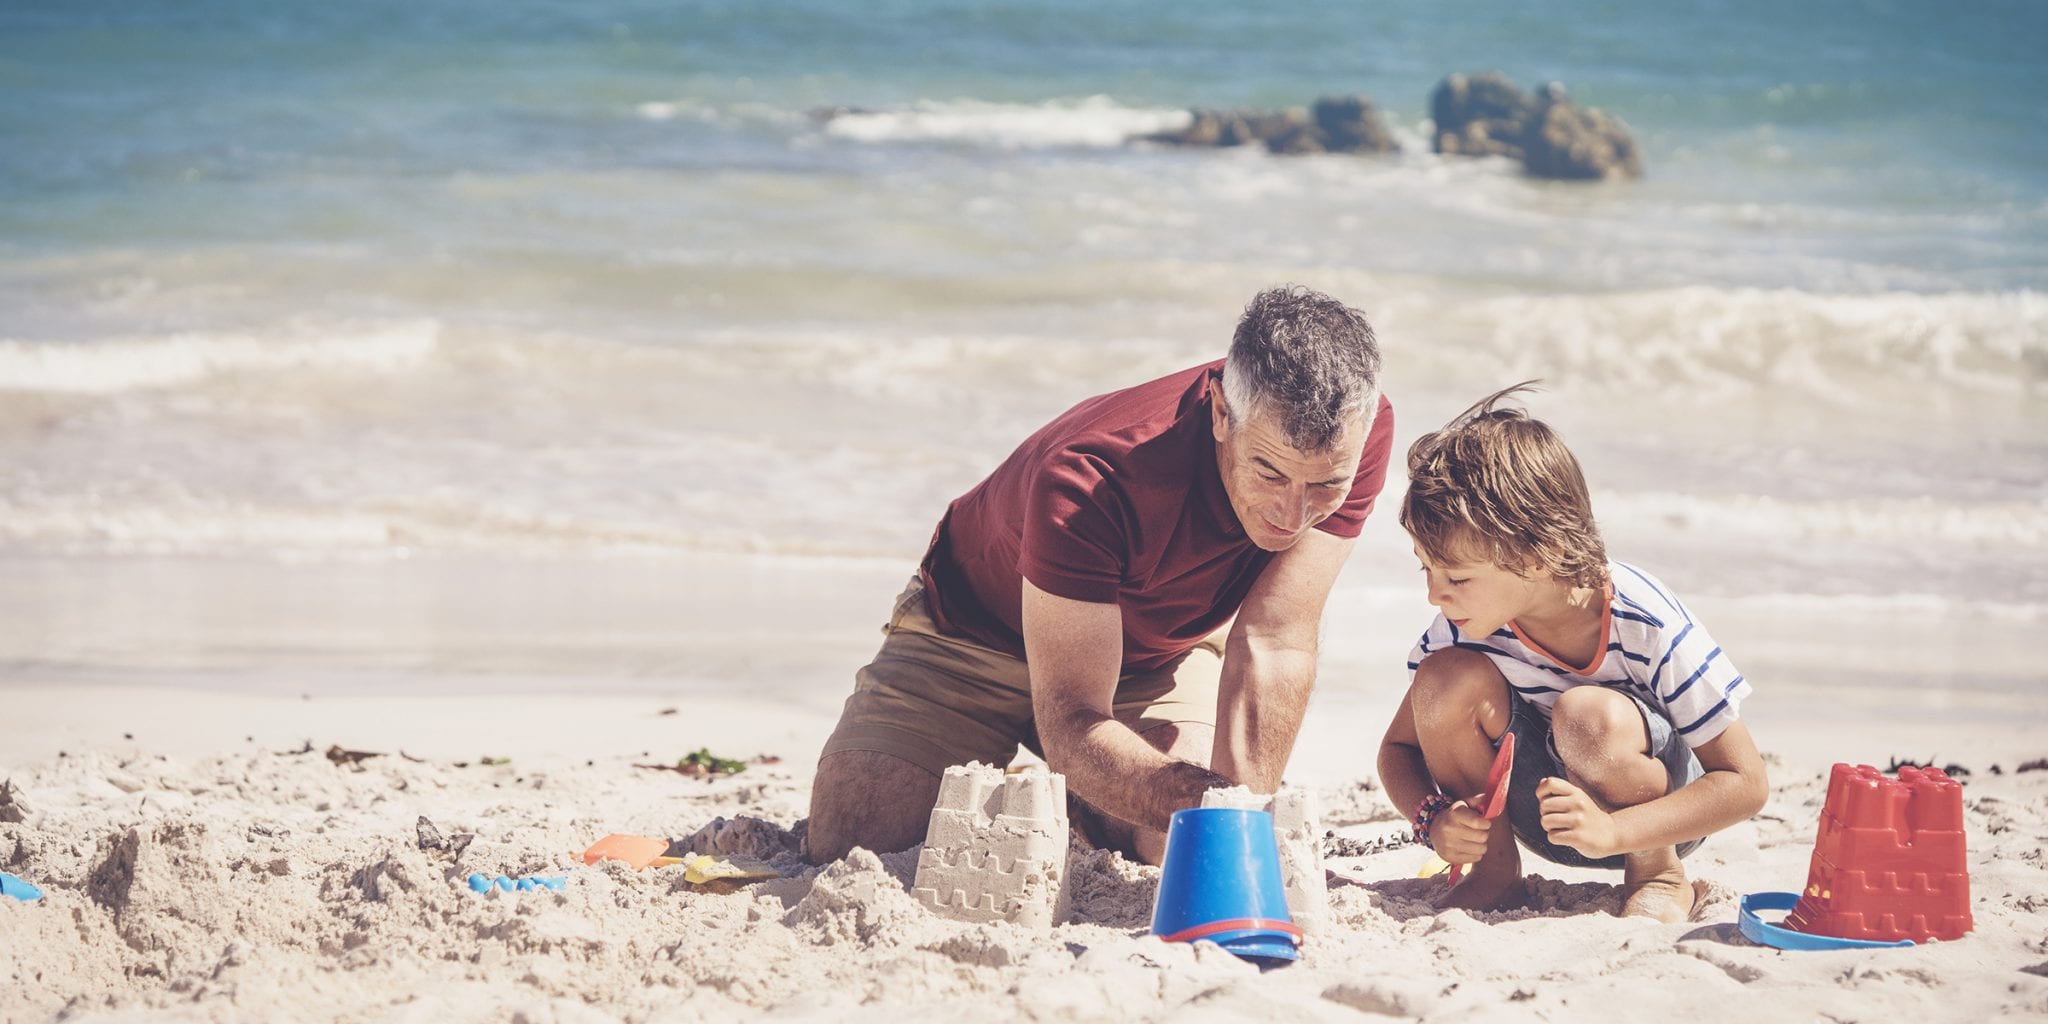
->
[1448, 577, 1470, 586]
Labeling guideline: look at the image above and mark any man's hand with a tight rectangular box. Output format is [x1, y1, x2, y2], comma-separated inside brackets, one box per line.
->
[1431, 796, 1495, 865]
[1537, 776, 1622, 859]
[1023, 580, 1225, 833]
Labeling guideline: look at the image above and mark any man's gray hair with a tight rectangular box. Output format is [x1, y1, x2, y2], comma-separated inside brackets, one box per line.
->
[1220, 285, 1383, 452]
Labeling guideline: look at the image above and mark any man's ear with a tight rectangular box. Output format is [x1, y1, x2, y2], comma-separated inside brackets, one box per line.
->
[1211, 388, 1231, 444]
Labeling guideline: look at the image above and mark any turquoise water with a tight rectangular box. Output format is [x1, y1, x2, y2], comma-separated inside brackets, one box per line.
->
[0, 1, 2043, 618]
[5, 0, 2043, 265]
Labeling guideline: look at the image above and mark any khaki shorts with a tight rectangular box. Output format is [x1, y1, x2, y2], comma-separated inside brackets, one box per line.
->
[819, 576, 1226, 778]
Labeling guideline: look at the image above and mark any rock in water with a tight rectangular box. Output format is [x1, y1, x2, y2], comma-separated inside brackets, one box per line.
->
[1431, 71, 1642, 179]
[1143, 97, 1397, 156]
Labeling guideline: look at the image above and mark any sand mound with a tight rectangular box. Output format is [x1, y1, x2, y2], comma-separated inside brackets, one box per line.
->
[3, 743, 2046, 1022]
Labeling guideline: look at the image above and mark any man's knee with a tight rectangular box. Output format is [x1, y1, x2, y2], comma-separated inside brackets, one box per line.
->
[804, 749, 941, 864]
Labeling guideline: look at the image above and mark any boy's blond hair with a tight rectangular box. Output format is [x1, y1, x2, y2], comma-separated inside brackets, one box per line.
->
[1400, 381, 1610, 592]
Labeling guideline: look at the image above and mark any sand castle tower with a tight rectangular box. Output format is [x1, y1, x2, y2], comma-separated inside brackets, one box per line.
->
[910, 762, 1071, 930]
[1201, 785, 1328, 932]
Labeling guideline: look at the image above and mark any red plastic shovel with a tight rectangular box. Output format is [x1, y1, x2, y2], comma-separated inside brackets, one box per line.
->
[1446, 731, 1516, 886]
[580, 833, 686, 870]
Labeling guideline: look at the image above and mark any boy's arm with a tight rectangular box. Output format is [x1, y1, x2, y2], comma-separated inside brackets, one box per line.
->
[1539, 719, 1770, 859]
[1380, 616, 1459, 818]
[1376, 689, 1435, 829]
[1377, 682, 1498, 865]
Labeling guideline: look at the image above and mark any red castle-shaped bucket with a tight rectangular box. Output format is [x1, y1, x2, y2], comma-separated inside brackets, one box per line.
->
[1780, 763, 1973, 944]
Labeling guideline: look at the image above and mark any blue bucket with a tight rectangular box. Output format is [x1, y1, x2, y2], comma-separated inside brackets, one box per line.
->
[1149, 807, 1301, 964]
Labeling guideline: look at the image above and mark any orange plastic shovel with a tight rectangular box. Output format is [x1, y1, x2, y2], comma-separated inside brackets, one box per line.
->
[1447, 731, 1516, 886]
[581, 833, 686, 870]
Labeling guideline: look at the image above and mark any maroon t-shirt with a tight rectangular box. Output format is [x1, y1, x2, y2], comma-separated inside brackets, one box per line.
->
[919, 360, 1396, 673]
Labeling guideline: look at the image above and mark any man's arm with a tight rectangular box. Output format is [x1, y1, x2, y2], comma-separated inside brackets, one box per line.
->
[1211, 529, 1357, 793]
[1022, 580, 1230, 832]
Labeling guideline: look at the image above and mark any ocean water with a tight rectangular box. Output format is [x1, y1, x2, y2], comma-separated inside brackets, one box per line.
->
[1, 1, 2043, 686]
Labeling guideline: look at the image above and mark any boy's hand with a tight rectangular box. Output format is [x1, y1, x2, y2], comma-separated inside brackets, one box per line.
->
[1430, 797, 1493, 865]
[1537, 777, 1621, 859]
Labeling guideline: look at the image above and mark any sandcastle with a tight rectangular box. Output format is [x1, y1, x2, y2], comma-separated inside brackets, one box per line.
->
[1201, 784, 1328, 932]
[909, 762, 1071, 930]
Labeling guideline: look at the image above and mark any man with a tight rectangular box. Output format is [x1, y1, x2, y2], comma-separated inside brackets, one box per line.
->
[805, 285, 1394, 865]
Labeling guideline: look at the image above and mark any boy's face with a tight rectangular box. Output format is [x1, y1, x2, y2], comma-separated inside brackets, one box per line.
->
[1412, 541, 1549, 639]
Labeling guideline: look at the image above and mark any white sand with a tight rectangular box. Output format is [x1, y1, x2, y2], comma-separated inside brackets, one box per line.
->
[4, 669, 2046, 1023]
[3, 550, 2045, 1021]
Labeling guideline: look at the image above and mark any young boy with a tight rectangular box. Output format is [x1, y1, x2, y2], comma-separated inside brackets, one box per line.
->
[1376, 383, 1769, 922]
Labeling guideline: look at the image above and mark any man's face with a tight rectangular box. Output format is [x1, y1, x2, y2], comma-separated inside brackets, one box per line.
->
[1412, 541, 1545, 639]
[1211, 398, 1368, 552]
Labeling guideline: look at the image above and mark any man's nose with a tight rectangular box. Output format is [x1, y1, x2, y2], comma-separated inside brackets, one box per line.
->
[1274, 487, 1311, 529]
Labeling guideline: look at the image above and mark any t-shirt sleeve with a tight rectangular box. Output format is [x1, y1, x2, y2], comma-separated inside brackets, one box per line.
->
[1650, 617, 1752, 748]
[1314, 393, 1396, 540]
[1405, 613, 1457, 680]
[1017, 448, 1127, 604]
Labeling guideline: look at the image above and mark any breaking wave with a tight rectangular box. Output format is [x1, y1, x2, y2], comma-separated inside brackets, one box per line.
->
[0, 322, 441, 395]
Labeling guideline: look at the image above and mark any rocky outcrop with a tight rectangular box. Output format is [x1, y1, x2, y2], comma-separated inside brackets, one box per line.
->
[1431, 71, 1641, 179]
[1143, 95, 1399, 155]
[807, 77, 1641, 180]
[1311, 96, 1400, 154]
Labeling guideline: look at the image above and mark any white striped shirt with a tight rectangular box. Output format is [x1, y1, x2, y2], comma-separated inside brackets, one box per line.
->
[1405, 561, 1751, 748]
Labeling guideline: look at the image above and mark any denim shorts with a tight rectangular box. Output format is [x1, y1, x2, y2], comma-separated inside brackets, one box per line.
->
[1501, 691, 1705, 869]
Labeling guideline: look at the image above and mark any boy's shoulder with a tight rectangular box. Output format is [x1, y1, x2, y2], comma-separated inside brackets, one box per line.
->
[1606, 561, 1696, 633]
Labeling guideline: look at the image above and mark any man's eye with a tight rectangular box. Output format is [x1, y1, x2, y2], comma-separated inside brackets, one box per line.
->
[1260, 474, 1284, 484]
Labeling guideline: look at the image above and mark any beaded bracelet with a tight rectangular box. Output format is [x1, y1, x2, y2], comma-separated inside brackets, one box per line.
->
[1411, 793, 1453, 847]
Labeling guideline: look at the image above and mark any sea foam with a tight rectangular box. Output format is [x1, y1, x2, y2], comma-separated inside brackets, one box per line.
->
[1596, 491, 2047, 549]
[0, 322, 441, 396]
[1378, 285, 2047, 401]
[817, 96, 1193, 150]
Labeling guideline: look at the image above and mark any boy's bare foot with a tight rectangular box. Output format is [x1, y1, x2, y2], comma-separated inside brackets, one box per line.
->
[1621, 847, 1695, 923]
[1437, 865, 1529, 913]
[1436, 830, 1528, 913]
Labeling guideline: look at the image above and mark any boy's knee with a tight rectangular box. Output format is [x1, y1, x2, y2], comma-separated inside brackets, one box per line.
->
[1550, 687, 1647, 762]
[1411, 648, 1509, 728]
[1413, 648, 1499, 693]
[1417, 647, 1515, 704]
